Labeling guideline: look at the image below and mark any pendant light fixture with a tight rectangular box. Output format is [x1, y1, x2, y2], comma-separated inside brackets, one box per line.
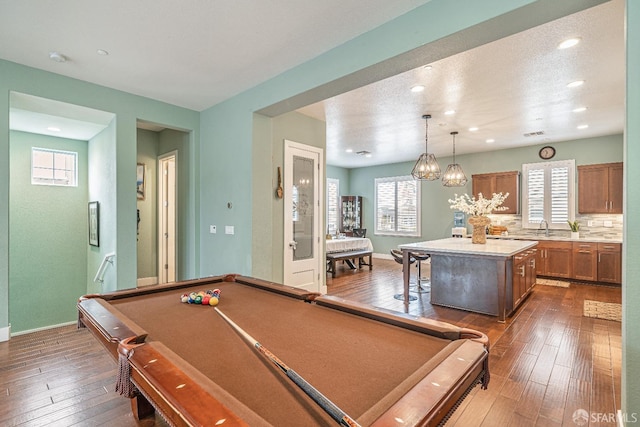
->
[442, 131, 468, 187]
[411, 114, 441, 180]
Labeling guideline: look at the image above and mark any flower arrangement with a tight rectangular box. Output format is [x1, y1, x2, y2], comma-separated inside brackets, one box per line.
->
[448, 192, 510, 217]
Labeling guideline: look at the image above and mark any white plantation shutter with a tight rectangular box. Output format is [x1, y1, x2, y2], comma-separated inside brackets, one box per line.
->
[375, 176, 421, 236]
[522, 160, 575, 229]
[326, 179, 339, 234]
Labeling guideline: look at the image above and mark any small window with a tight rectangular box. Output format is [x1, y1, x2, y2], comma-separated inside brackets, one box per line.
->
[31, 148, 78, 187]
[326, 178, 340, 235]
[522, 159, 575, 229]
[375, 175, 421, 236]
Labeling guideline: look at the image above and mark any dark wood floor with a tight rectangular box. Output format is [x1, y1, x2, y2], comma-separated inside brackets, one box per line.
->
[0, 259, 621, 426]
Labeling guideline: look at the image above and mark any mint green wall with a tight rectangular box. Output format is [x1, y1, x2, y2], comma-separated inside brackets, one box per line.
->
[326, 165, 350, 196]
[624, 0, 639, 415]
[1, 59, 200, 335]
[87, 120, 117, 294]
[348, 134, 623, 255]
[252, 113, 274, 281]
[9, 131, 88, 332]
[136, 129, 159, 279]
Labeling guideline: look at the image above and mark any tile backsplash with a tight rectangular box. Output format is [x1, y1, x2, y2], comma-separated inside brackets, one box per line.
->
[487, 213, 623, 240]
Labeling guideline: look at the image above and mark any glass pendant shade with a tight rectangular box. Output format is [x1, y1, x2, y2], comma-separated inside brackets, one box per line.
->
[442, 131, 468, 187]
[411, 114, 441, 181]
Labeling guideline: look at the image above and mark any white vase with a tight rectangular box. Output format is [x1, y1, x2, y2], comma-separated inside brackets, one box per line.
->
[571, 231, 580, 239]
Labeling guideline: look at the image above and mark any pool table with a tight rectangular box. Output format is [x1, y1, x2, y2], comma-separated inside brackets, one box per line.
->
[78, 274, 489, 426]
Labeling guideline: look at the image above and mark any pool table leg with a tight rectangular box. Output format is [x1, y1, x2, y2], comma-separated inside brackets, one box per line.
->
[131, 391, 155, 420]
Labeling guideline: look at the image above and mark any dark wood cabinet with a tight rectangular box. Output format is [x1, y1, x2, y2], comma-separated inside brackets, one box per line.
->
[536, 241, 573, 278]
[578, 162, 623, 214]
[512, 248, 537, 310]
[598, 242, 622, 284]
[471, 171, 519, 214]
[573, 242, 598, 281]
[340, 196, 362, 235]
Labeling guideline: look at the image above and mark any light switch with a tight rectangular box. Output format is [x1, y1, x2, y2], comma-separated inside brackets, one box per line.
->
[225, 226, 235, 235]
[210, 225, 217, 234]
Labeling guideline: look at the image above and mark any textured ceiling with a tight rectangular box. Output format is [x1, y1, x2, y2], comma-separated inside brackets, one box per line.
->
[298, 0, 624, 168]
[0, 0, 430, 111]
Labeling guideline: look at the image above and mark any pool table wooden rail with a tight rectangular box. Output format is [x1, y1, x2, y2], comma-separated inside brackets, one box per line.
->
[78, 274, 489, 427]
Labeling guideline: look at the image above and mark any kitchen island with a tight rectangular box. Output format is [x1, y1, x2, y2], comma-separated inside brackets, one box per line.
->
[399, 238, 538, 322]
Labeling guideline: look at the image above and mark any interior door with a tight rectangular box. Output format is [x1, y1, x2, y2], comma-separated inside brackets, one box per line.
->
[158, 152, 177, 284]
[283, 140, 325, 293]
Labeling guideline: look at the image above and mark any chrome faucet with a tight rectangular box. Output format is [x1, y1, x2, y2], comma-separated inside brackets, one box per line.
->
[537, 220, 549, 237]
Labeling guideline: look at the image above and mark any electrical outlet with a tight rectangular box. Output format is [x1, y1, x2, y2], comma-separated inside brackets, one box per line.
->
[604, 220, 613, 228]
[209, 225, 216, 234]
[587, 220, 594, 227]
[225, 226, 235, 235]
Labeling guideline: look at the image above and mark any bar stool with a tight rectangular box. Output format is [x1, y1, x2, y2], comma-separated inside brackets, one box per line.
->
[390, 249, 418, 301]
[411, 253, 431, 294]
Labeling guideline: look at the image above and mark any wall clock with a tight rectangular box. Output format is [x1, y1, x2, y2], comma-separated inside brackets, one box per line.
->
[539, 145, 556, 160]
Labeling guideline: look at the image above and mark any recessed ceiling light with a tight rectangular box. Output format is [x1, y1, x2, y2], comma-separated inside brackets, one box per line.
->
[423, 65, 433, 70]
[345, 148, 353, 153]
[567, 80, 585, 88]
[444, 110, 455, 115]
[411, 85, 425, 93]
[96, 49, 109, 56]
[469, 127, 479, 132]
[577, 124, 589, 129]
[47, 126, 61, 132]
[486, 139, 495, 143]
[558, 37, 581, 49]
[573, 106, 588, 113]
[48, 52, 67, 63]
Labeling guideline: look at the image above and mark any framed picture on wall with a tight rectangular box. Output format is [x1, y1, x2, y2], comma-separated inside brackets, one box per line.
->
[88, 201, 100, 247]
[137, 163, 145, 200]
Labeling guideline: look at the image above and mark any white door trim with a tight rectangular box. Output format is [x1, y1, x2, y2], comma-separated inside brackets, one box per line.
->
[157, 151, 178, 284]
[283, 140, 325, 294]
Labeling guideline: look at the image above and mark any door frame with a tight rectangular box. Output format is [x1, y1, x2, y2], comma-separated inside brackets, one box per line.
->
[157, 151, 178, 284]
[283, 140, 325, 294]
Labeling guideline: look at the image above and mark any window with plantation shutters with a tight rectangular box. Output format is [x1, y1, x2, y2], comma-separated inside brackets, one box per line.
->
[375, 176, 421, 236]
[522, 160, 575, 229]
[326, 178, 339, 235]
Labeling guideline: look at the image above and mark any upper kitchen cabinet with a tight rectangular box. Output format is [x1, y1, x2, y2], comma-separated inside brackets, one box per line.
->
[578, 162, 623, 214]
[471, 171, 520, 214]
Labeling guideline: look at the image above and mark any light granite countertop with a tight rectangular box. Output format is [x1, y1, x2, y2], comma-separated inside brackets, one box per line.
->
[399, 237, 537, 257]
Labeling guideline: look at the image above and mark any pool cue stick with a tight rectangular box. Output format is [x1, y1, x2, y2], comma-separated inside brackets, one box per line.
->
[214, 308, 361, 427]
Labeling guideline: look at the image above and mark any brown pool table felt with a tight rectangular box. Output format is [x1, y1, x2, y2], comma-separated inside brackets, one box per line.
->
[80, 276, 488, 426]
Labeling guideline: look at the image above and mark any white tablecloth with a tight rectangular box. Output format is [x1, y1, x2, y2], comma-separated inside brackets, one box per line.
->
[326, 237, 373, 253]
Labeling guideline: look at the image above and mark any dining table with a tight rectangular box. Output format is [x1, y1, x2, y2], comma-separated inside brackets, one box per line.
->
[326, 236, 373, 253]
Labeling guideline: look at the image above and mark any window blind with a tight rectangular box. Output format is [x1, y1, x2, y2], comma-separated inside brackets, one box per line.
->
[522, 159, 575, 229]
[375, 176, 420, 236]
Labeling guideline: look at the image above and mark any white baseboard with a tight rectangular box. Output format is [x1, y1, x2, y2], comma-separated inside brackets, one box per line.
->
[0, 324, 10, 342]
[137, 276, 158, 287]
[11, 321, 76, 337]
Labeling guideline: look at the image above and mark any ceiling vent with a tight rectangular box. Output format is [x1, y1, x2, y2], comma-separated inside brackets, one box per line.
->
[523, 131, 545, 137]
[356, 150, 371, 156]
